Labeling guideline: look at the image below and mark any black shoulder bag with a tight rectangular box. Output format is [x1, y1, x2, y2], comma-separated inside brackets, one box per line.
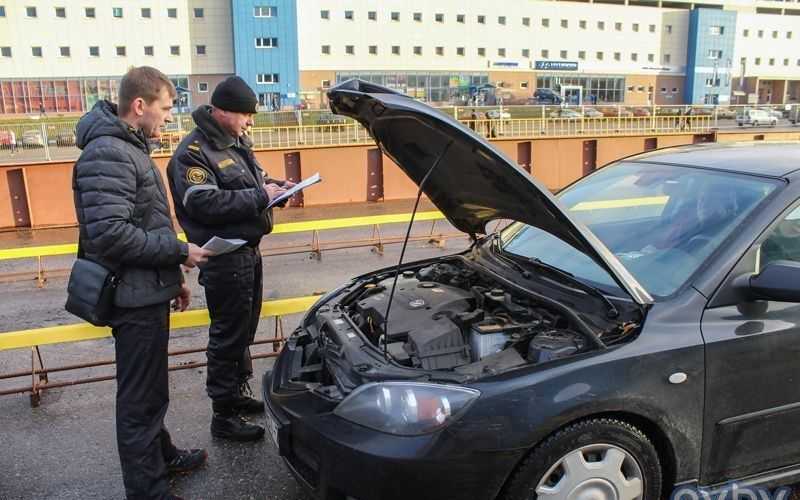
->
[65, 231, 118, 327]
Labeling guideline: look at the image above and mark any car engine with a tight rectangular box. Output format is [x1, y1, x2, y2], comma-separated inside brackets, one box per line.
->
[341, 260, 587, 375]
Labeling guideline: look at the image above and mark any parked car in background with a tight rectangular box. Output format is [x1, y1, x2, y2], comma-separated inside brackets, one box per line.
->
[716, 107, 737, 119]
[55, 130, 76, 147]
[764, 107, 785, 120]
[583, 108, 604, 118]
[737, 109, 778, 127]
[318, 113, 349, 129]
[486, 109, 511, 120]
[529, 88, 563, 105]
[21, 130, 45, 148]
[632, 107, 652, 117]
[0, 130, 17, 150]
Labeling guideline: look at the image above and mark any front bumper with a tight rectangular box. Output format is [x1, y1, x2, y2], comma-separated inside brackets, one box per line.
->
[263, 353, 523, 500]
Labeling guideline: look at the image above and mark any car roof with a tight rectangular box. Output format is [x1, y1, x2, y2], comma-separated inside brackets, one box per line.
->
[620, 141, 800, 178]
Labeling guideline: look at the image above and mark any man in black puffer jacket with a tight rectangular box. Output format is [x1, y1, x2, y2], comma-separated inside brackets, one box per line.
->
[73, 66, 210, 500]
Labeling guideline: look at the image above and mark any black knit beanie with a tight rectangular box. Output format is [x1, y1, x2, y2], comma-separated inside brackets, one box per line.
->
[211, 76, 258, 114]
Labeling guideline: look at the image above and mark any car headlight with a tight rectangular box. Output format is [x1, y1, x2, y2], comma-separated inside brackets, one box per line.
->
[333, 382, 480, 436]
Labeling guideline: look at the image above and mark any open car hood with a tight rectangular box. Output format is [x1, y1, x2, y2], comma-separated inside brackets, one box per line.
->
[328, 79, 652, 305]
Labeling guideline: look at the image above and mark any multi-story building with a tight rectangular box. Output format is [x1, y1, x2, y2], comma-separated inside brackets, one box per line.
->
[1, 0, 799, 115]
[0, 1, 234, 115]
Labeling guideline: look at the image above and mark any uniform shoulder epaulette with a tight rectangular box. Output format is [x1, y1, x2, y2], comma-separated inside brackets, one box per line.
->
[187, 142, 201, 152]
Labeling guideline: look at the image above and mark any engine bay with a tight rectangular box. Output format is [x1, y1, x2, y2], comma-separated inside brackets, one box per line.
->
[336, 259, 591, 376]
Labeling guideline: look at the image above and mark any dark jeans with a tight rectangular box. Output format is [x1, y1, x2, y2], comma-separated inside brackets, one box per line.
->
[112, 302, 179, 500]
[199, 246, 263, 407]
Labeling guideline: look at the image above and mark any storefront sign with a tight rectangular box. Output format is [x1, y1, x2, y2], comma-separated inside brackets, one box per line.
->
[492, 61, 519, 68]
[535, 61, 578, 71]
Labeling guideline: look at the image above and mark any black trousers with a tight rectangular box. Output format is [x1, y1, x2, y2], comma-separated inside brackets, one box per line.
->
[199, 246, 263, 407]
[112, 302, 179, 500]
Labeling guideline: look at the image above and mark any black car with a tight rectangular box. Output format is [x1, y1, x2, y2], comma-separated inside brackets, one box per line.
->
[264, 79, 800, 500]
[529, 88, 563, 105]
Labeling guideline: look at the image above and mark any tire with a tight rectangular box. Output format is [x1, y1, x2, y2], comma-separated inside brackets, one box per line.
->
[753, 121, 759, 127]
[500, 418, 662, 500]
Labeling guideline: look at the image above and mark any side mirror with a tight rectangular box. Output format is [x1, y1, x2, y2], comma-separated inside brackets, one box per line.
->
[747, 260, 800, 302]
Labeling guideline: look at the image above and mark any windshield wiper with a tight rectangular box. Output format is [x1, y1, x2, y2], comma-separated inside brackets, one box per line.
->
[489, 234, 533, 279]
[523, 257, 619, 319]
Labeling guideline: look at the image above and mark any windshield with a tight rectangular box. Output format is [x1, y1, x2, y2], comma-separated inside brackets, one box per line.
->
[501, 162, 779, 298]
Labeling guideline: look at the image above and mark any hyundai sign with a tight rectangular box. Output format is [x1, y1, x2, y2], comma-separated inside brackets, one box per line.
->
[535, 61, 579, 71]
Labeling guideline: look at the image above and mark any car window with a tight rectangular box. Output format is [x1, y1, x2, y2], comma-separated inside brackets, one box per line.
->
[501, 162, 779, 298]
[760, 205, 800, 270]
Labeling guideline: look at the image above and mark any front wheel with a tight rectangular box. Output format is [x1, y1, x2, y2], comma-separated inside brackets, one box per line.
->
[500, 418, 662, 500]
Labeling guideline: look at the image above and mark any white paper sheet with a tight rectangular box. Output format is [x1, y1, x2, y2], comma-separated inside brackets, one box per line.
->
[202, 237, 247, 256]
[267, 173, 322, 209]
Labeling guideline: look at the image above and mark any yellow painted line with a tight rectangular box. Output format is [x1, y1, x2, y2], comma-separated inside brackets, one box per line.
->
[0, 295, 320, 351]
[570, 196, 669, 211]
[0, 211, 446, 261]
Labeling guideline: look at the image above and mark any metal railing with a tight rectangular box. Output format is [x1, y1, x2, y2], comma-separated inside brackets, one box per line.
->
[1, 103, 797, 163]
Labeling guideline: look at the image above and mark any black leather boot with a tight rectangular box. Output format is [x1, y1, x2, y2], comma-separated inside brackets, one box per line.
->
[211, 402, 265, 442]
[233, 381, 265, 415]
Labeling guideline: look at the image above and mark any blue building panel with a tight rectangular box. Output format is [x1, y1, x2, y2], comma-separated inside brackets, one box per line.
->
[684, 9, 737, 105]
[231, 0, 300, 109]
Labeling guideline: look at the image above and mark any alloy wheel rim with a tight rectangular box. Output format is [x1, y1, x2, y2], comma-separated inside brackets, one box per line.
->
[534, 444, 644, 500]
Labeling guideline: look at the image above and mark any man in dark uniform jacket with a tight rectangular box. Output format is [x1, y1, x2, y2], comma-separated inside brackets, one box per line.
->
[167, 77, 292, 441]
[73, 66, 210, 500]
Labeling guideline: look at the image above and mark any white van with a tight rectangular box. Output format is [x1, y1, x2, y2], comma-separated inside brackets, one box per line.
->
[737, 109, 778, 127]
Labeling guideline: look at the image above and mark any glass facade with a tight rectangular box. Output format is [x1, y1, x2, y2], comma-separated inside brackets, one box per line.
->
[536, 74, 626, 103]
[335, 71, 489, 103]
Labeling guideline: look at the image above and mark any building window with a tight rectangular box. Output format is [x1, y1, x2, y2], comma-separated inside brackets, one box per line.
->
[144, 46, 154, 56]
[743, 29, 749, 37]
[436, 13, 444, 23]
[59, 46, 70, 57]
[457, 47, 465, 56]
[89, 46, 99, 57]
[368, 11, 376, 20]
[345, 45, 355, 55]
[498, 48, 506, 57]
[788, 32, 793, 39]
[707, 49, 722, 59]
[0, 6, 5, 17]
[194, 8, 204, 18]
[614, 52, 621, 61]
[31, 46, 42, 57]
[392, 45, 400, 55]
[523, 17, 530, 26]
[413, 12, 422, 22]
[615, 22, 622, 31]
[345, 10, 354, 20]
[542, 18, 549, 27]
[477, 15, 485, 24]
[560, 50, 568, 59]
[521, 81, 529, 89]
[457, 14, 465, 23]
[797, 59, 800, 66]
[26, 6, 37, 17]
[167, 8, 177, 18]
[631, 53, 638, 62]
[321, 45, 330, 55]
[648, 53, 654, 62]
[196, 45, 206, 56]
[627, 86, 634, 92]
[85, 7, 95, 17]
[320, 10, 329, 19]
[769, 58, 775, 66]
[257, 73, 279, 84]
[633, 23, 639, 32]
[436, 46, 444, 56]
[596, 51, 603, 60]
[649, 24, 656, 32]
[784, 58, 790, 66]
[597, 21, 605, 30]
[140, 8, 149, 18]
[391, 12, 399, 21]
[578, 50, 586, 60]
[522, 48, 530, 58]
[478, 47, 486, 57]
[254, 6, 277, 17]
[170, 45, 180, 56]
[0, 47, 11, 57]
[255, 37, 278, 48]
[561, 19, 568, 28]
[414, 46, 422, 55]
[758, 30, 763, 38]
[499, 16, 506, 25]
[55, 7, 66, 18]
[321, 80, 331, 88]
[579, 20, 586, 29]
[541, 49, 549, 58]
[665, 24, 672, 34]
[116, 46, 126, 56]
[663, 53, 671, 64]
[198, 82, 209, 93]
[755, 57, 761, 65]
[773, 30, 778, 38]
[369, 45, 377, 55]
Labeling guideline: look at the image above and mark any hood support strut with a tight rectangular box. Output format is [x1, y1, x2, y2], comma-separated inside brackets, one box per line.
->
[382, 139, 455, 360]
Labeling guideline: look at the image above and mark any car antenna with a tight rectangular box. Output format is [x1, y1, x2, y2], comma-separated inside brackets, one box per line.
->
[382, 139, 454, 360]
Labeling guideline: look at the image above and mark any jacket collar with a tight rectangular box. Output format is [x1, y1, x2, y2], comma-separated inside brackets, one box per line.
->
[192, 105, 255, 151]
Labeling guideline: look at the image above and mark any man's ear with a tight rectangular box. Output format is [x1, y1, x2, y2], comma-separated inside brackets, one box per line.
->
[131, 97, 145, 117]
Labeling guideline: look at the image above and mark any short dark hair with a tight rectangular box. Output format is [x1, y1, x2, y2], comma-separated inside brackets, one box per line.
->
[118, 66, 176, 116]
